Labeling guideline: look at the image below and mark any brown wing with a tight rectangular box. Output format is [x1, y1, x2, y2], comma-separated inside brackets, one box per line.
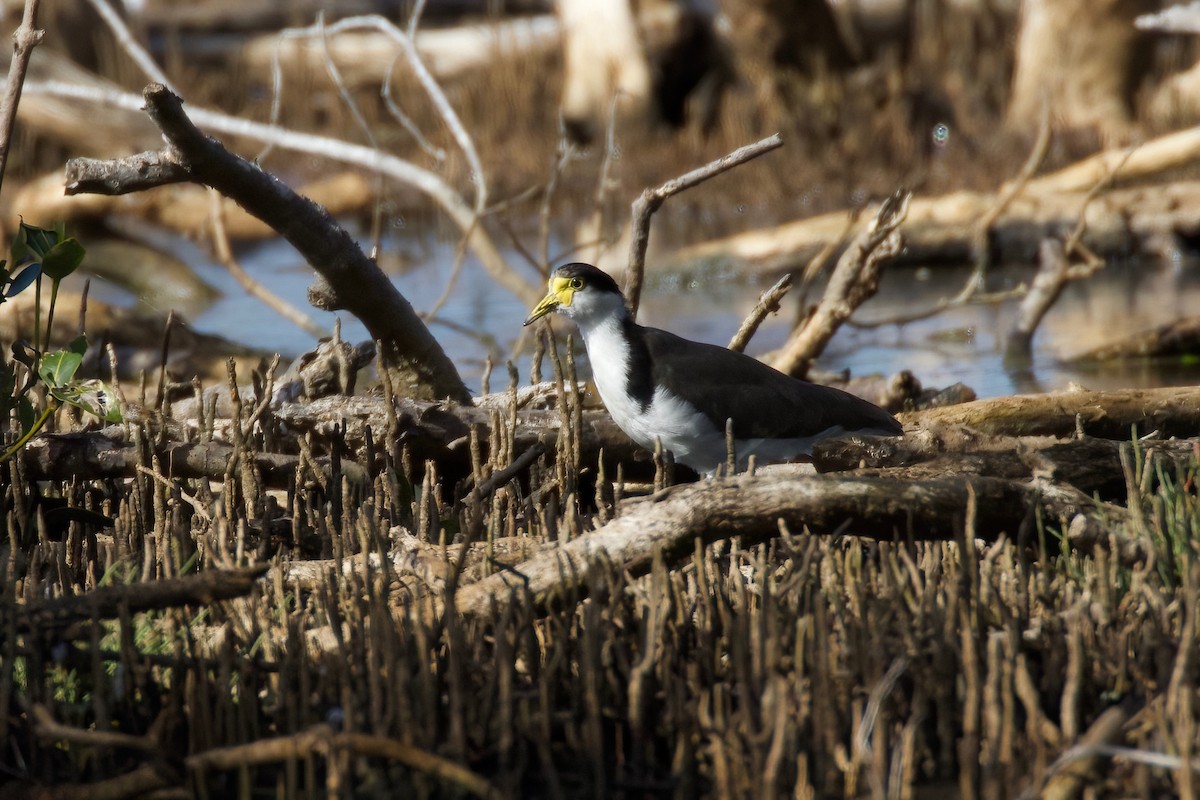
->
[643, 328, 901, 439]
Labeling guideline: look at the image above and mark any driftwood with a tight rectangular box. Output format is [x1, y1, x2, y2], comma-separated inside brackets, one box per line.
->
[64, 83, 470, 403]
[1069, 315, 1200, 362]
[899, 385, 1200, 439]
[449, 472, 1103, 618]
[671, 175, 1200, 277]
[9, 168, 400, 238]
[23, 383, 1200, 484]
[20, 428, 315, 482]
[236, 14, 560, 88]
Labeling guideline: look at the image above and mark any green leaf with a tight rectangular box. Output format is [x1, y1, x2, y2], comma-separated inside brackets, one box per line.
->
[39, 349, 83, 388]
[5, 263, 40, 297]
[52, 378, 122, 423]
[67, 334, 88, 357]
[41, 238, 85, 281]
[12, 221, 58, 264]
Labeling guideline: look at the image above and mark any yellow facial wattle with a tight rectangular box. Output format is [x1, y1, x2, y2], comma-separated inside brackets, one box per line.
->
[522, 276, 576, 326]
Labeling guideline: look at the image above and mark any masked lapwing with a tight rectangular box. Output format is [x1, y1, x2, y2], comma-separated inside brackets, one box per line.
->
[524, 262, 903, 476]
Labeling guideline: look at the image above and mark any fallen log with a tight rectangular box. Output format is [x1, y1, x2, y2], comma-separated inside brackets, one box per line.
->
[449, 472, 1104, 617]
[815, 432, 1200, 502]
[1069, 316, 1200, 362]
[19, 393, 643, 482]
[8, 169, 400, 238]
[669, 179, 1200, 276]
[898, 385, 1200, 440]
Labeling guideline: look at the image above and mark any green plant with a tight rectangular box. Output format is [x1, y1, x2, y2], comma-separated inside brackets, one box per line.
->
[0, 222, 121, 464]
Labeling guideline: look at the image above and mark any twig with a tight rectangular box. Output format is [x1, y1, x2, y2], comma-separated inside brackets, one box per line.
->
[0, 0, 44, 191]
[624, 133, 784, 318]
[136, 464, 212, 522]
[32, 703, 161, 752]
[423, 221, 477, 322]
[727, 274, 792, 353]
[965, 100, 1053, 295]
[208, 188, 328, 339]
[539, 137, 575, 274]
[798, 206, 862, 301]
[82, 0, 173, 90]
[12, 565, 267, 633]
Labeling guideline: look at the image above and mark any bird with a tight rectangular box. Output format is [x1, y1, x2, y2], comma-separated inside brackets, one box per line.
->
[523, 262, 903, 476]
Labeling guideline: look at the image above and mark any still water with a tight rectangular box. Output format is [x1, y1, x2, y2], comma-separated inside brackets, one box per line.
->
[106, 227, 1200, 399]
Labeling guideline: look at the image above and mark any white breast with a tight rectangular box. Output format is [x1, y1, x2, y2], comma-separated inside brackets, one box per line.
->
[582, 318, 724, 471]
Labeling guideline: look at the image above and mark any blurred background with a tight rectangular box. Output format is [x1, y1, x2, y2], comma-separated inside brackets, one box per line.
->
[4, 0, 1200, 399]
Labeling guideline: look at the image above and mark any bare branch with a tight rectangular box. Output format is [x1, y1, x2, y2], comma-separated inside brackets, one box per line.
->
[770, 190, 910, 378]
[83, 0, 173, 89]
[624, 133, 784, 318]
[451, 470, 1097, 618]
[0, 0, 44, 191]
[727, 273, 792, 353]
[66, 83, 469, 402]
[32, 79, 541, 305]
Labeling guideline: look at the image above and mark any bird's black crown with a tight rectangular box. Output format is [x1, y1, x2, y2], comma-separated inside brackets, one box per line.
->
[554, 263, 622, 296]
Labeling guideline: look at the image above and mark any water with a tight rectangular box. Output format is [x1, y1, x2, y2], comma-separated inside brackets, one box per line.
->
[99, 226, 1200, 399]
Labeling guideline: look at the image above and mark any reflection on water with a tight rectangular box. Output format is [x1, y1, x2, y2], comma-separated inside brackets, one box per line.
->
[111, 226, 1200, 400]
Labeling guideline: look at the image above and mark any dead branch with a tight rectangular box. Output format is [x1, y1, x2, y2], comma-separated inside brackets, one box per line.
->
[1004, 238, 1071, 363]
[11, 565, 267, 634]
[450, 471, 1098, 618]
[671, 178, 1200, 281]
[815, 430, 1199, 504]
[769, 189, 909, 377]
[624, 133, 783, 318]
[31, 78, 541, 305]
[728, 273, 792, 353]
[0, 0, 44, 190]
[31, 703, 161, 753]
[1028, 704, 1133, 800]
[65, 83, 470, 403]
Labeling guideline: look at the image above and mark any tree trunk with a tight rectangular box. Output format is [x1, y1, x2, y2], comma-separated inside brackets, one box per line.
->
[1007, 0, 1156, 142]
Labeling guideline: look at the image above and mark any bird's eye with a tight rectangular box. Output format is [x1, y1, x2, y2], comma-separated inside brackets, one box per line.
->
[568, 278, 584, 290]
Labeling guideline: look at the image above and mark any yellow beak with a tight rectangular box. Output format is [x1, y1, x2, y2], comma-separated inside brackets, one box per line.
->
[523, 278, 572, 326]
